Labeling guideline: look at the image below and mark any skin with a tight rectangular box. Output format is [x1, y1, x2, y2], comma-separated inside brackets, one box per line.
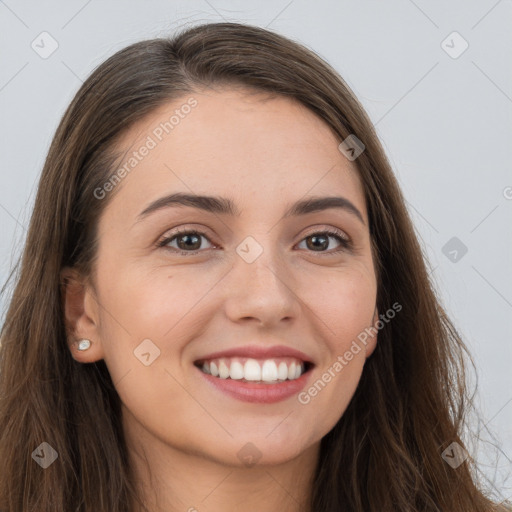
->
[62, 87, 379, 512]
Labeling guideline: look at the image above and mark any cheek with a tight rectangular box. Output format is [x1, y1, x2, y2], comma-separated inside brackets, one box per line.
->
[94, 262, 226, 397]
[305, 263, 377, 347]
[295, 265, 375, 424]
[97, 260, 220, 341]
[113, 362, 229, 459]
[298, 340, 367, 437]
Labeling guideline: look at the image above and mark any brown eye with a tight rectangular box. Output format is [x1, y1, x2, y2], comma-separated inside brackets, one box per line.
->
[298, 230, 352, 253]
[157, 229, 214, 255]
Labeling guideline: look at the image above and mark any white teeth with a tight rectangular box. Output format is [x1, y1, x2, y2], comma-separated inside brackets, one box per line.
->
[288, 362, 296, 380]
[230, 361, 244, 380]
[277, 362, 288, 380]
[261, 360, 278, 382]
[244, 359, 262, 381]
[198, 357, 308, 383]
[218, 360, 230, 379]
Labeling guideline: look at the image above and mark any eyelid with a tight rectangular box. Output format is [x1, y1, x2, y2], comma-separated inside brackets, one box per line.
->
[302, 225, 350, 242]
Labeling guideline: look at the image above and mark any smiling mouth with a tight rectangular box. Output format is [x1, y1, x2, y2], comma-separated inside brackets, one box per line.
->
[194, 357, 314, 384]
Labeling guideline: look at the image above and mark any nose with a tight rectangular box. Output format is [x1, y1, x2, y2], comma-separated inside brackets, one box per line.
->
[222, 244, 300, 327]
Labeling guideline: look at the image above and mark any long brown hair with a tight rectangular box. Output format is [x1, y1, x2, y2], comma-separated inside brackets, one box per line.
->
[0, 21, 507, 511]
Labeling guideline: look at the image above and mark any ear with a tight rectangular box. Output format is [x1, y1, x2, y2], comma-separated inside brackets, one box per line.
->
[60, 267, 105, 363]
[364, 306, 379, 358]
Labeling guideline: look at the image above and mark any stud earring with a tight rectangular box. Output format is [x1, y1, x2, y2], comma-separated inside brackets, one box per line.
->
[77, 339, 91, 351]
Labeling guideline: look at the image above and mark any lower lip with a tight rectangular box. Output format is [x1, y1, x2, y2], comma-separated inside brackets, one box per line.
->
[196, 366, 313, 403]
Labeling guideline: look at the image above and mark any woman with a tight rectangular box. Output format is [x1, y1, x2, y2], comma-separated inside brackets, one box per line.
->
[0, 21, 508, 512]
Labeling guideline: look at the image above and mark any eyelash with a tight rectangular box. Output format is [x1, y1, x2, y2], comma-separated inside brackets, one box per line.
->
[156, 227, 353, 256]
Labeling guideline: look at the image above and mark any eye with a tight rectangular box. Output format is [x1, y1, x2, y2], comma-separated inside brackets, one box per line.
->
[297, 229, 352, 254]
[157, 228, 215, 256]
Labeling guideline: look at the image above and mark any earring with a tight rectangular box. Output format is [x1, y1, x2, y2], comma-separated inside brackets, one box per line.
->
[77, 339, 91, 351]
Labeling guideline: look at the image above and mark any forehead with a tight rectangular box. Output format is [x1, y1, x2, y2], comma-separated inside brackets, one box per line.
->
[105, 87, 367, 222]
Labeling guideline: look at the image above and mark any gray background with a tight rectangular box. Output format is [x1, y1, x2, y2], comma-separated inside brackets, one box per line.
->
[1, 0, 511, 502]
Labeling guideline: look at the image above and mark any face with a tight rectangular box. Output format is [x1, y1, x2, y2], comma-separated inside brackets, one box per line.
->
[64, 87, 379, 468]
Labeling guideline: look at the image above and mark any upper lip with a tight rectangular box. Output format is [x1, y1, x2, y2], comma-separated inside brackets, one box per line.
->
[194, 344, 314, 364]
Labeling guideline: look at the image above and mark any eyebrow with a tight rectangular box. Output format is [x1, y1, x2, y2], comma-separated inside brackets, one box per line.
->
[136, 192, 365, 225]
